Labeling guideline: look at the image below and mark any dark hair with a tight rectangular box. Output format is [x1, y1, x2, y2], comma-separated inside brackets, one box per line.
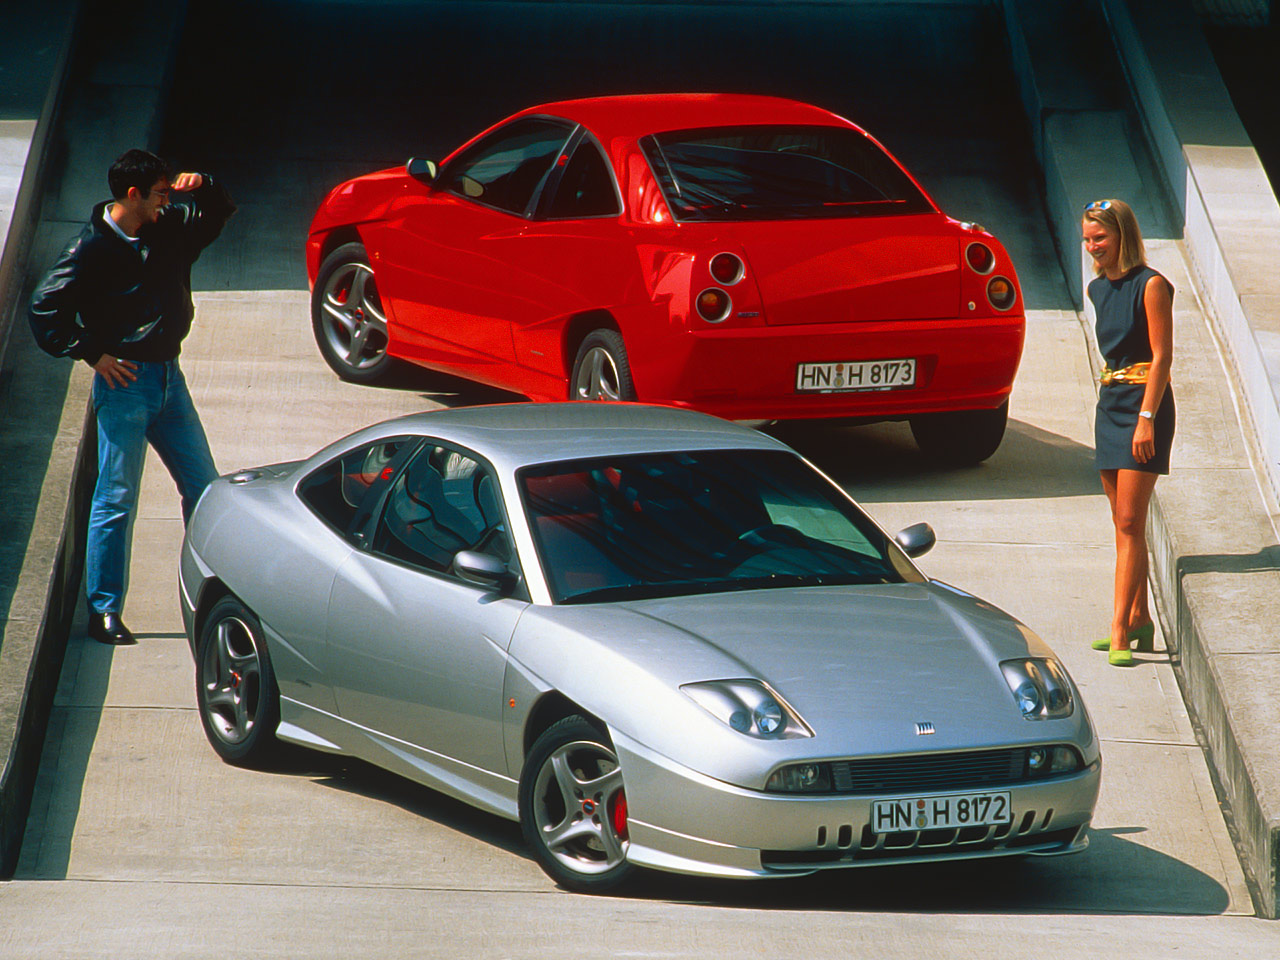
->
[107, 149, 172, 200]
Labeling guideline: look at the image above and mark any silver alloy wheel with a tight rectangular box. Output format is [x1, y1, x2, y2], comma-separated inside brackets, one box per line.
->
[200, 615, 263, 746]
[573, 346, 624, 401]
[319, 262, 388, 372]
[530, 739, 628, 875]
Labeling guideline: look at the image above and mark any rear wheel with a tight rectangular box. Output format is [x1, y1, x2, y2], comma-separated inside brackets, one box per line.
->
[570, 329, 636, 401]
[910, 400, 1009, 466]
[519, 716, 634, 892]
[312, 241, 395, 383]
[196, 596, 280, 767]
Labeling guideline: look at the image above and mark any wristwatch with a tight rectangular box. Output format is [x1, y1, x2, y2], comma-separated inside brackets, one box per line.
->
[1138, 410, 1154, 420]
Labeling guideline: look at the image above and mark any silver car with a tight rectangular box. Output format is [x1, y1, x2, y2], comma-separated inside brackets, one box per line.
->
[180, 402, 1099, 891]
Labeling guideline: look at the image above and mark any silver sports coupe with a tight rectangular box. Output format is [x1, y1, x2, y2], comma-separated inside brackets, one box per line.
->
[180, 403, 1099, 891]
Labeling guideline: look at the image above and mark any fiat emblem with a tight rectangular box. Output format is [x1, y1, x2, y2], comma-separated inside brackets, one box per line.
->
[915, 722, 936, 736]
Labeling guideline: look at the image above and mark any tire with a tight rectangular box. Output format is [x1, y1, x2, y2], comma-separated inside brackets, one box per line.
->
[312, 241, 395, 383]
[519, 716, 634, 892]
[570, 329, 636, 402]
[196, 596, 280, 767]
[910, 400, 1009, 467]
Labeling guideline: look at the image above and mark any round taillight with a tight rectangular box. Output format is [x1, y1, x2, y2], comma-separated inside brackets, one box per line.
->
[696, 288, 732, 322]
[987, 276, 1016, 310]
[709, 252, 745, 285]
[965, 242, 995, 275]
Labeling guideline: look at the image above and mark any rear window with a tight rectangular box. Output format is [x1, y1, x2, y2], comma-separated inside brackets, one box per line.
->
[640, 125, 933, 223]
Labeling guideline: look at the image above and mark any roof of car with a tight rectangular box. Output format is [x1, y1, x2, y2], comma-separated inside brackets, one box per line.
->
[346, 402, 788, 472]
[511, 93, 856, 142]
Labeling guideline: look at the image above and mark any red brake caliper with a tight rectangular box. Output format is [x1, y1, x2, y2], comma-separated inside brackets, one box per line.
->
[610, 790, 628, 840]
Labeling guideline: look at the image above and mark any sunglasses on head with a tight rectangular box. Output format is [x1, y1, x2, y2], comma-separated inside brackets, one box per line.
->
[1084, 200, 1113, 211]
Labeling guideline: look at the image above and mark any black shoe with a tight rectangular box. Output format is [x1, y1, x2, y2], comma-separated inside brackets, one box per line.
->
[88, 612, 136, 646]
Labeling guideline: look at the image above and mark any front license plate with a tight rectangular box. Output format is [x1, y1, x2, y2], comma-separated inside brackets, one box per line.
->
[796, 358, 916, 393]
[871, 791, 1012, 832]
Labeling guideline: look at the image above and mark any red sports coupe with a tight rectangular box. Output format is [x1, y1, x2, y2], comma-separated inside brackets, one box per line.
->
[306, 94, 1024, 464]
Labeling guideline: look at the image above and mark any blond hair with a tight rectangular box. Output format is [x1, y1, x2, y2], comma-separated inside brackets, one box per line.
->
[1083, 198, 1146, 276]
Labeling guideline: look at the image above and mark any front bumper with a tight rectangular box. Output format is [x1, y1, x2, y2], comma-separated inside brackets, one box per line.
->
[630, 314, 1024, 422]
[613, 731, 1099, 878]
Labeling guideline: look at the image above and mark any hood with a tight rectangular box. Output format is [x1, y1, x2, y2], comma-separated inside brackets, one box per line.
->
[725, 215, 961, 326]
[531, 582, 1060, 761]
[638, 583, 1036, 748]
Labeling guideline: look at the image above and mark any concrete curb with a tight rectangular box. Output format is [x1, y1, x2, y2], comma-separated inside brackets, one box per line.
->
[0, 2, 81, 386]
[1100, 0, 1280, 919]
[0, 1, 87, 880]
[0, 0, 189, 877]
[1003, 0, 1280, 918]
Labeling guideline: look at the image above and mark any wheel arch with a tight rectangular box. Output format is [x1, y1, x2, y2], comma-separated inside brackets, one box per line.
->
[190, 577, 236, 656]
[319, 227, 365, 266]
[561, 310, 621, 379]
[522, 691, 608, 760]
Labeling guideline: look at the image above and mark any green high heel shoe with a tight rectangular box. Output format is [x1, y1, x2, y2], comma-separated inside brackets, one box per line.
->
[1092, 622, 1156, 652]
[1109, 647, 1135, 667]
[1129, 622, 1155, 653]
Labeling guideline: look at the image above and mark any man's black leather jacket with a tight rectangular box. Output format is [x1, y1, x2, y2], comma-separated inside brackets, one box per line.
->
[29, 177, 235, 365]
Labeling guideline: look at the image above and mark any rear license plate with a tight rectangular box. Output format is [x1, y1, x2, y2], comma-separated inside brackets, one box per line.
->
[871, 791, 1011, 832]
[796, 358, 916, 393]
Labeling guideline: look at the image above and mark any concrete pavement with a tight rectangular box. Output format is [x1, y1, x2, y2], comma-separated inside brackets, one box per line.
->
[3, 0, 1280, 951]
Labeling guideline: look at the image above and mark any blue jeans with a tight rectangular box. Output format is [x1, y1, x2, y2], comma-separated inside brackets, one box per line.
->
[86, 360, 217, 615]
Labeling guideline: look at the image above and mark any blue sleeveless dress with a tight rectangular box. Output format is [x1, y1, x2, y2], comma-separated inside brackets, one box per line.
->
[1087, 265, 1175, 474]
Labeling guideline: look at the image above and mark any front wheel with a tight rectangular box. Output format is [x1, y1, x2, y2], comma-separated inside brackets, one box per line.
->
[196, 596, 280, 767]
[570, 329, 636, 401]
[519, 716, 634, 892]
[910, 400, 1009, 467]
[312, 241, 395, 383]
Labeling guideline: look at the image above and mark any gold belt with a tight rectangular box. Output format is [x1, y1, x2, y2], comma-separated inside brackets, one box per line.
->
[1100, 362, 1151, 385]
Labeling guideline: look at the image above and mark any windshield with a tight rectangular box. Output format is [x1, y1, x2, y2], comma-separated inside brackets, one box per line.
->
[520, 449, 922, 604]
[640, 125, 934, 223]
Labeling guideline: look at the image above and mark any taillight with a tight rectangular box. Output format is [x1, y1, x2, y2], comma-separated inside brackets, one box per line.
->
[696, 288, 732, 322]
[709, 252, 745, 285]
[965, 242, 995, 275]
[987, 276, 1016, 310]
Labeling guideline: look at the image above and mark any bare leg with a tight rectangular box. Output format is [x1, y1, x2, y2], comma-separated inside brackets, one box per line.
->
[1102, 468, 1158, 650]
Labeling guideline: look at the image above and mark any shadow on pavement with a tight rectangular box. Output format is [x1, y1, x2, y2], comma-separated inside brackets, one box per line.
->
[14, 605, 110, 880]
[260, 749, 1233, 917]
[774, 418, 1099, 504]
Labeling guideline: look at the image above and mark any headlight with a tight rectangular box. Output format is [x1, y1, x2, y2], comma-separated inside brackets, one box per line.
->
[766, 762, 832, 793]
[1000, 659, 1075, 720]
[1026, 745, 1083, 777]
[681, 679, 813, 739]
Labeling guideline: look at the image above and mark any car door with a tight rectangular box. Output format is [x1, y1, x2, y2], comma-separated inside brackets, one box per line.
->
[325, 440, 527, 781]
[500, 131, 638, 383]
[283, 435, 421, 716]
[373, 116, 577, 371]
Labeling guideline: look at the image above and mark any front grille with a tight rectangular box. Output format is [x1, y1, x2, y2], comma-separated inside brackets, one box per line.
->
[761, 819, 1084, 870]
[831, 747, 1027, 795]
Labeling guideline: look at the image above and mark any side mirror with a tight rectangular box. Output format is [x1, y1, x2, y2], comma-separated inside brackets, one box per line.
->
[406, 157, 438, 183]
[894, 522, 936, 559]
[454, 549, 514, 591]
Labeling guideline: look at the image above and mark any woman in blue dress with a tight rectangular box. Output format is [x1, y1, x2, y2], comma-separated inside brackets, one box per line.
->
[1082, 199, 1174, 667]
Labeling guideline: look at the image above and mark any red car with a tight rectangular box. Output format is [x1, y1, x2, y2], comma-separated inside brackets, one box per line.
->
[306, 94, 1024, 464]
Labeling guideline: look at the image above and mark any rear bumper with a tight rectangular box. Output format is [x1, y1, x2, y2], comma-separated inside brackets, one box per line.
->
[613, 730, 1099, 878]
[630, 315, 1024, 422]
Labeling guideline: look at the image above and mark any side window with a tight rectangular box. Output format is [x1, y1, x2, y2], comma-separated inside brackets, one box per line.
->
[372, 444, 513, 576]
[298, 437, 418, 538]
[543, 139, 620, 219]
[440, 117, 574, 216]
